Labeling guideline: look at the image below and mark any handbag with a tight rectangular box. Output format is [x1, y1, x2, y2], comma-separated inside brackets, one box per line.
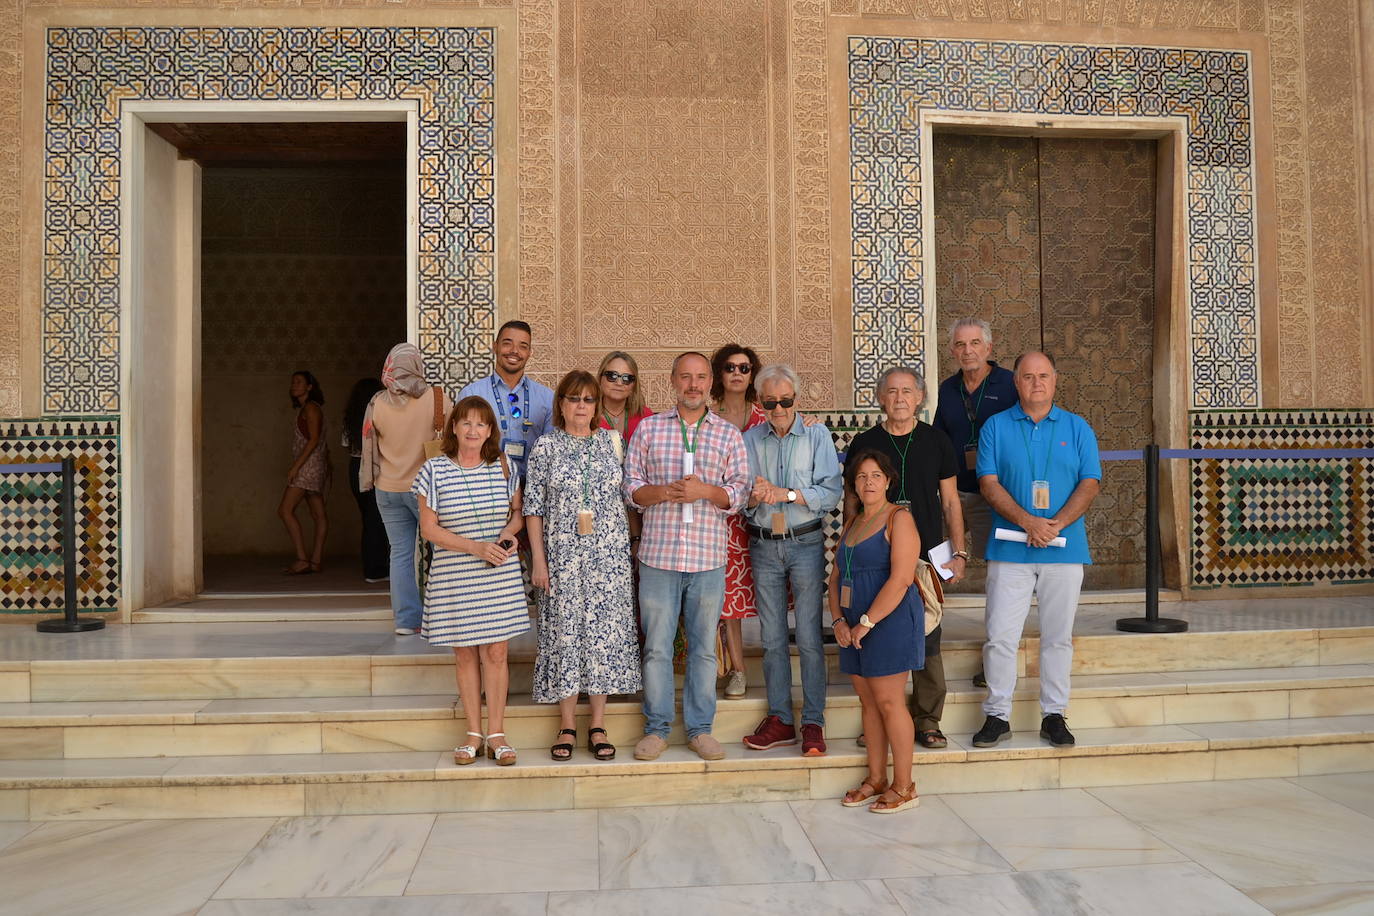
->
[884, 508, 944, 635]
[422, 387, 446, 460]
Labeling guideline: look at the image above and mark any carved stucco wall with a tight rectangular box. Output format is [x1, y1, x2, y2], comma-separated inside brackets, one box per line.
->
[2, 0, 1370, 416]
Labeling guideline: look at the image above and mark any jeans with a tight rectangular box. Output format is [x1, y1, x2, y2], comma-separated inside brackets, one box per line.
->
[639, 563, 726, 740]
[375, 488, 422, 630]
[749, 528, 827, 727]
[349, 457, 391, 580]
[982, 561, 1084, 719]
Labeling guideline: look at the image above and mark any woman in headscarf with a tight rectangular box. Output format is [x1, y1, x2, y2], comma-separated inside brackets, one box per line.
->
[360, 343, 452, 635]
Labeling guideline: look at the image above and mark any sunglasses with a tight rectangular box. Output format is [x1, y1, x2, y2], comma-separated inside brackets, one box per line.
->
[761, 397, 795, 410]
[506, 392, 522, 419]
[563, 395, 597, 404]
[602, 370, 636, 385]
[723, 363, 752, 375]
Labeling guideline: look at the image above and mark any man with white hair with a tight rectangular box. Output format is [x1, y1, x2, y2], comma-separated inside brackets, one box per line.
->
[740, 363, 843, 757]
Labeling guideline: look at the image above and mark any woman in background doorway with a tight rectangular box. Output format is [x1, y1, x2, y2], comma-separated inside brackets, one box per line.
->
[343, 377, 390, 582]
[280, 370, 330, 575]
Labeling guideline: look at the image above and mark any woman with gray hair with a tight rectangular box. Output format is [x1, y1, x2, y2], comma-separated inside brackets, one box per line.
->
[361, 342, 452, 635]
[845, 365, 966, 750]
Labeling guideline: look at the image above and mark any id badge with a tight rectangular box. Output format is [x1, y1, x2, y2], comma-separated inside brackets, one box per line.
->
[681, 451, 695, 524]
[770, 511, 787, 536]
[1032, 479, 1051, 510]
[964, 445, 978, 471]
[577, 509, 594, 535]
[839, 580, 852, 610]
[505, 440, 526, 459]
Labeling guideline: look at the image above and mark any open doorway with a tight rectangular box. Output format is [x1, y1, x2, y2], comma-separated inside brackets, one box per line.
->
[157, 122, 409, 596]
[932, 131, 1159, 591]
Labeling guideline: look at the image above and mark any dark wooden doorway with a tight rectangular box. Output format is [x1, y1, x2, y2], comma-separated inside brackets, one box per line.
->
[933, 133, 1156, 590]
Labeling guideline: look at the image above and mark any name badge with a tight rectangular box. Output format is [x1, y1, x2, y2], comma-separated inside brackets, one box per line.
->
[770, 511, 787, 536]
[577, 509, 594, 536]
[964, 445, 977, 471]
[1032, 479, 1051, 510]
[839, 580, 852, 610]
[505, 441, 526, 459]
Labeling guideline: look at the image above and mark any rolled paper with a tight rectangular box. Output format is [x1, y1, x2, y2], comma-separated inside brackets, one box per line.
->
[994, 527, 1066, 548]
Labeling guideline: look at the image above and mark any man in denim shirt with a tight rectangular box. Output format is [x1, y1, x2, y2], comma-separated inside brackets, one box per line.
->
[740, 363, 843, 757]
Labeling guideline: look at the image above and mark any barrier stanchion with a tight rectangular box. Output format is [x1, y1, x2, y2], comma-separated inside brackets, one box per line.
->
[36, 457, 105, 633]
[1116, 443, 1187, 633]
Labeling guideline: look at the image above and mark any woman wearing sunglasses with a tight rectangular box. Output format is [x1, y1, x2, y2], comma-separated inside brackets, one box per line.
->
[525, 370, 642, 761]
[596, 351, 654, 446]
[710, 343, 766, 698]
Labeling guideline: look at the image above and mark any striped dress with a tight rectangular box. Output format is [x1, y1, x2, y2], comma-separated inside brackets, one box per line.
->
[412, 455, 530, 647]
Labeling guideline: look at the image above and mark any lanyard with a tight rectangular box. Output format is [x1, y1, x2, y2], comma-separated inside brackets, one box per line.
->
[1018, 415, 1056, 487]
[840, 508, 888, 582]
[769, 426, 797, 491]
[574, 433, 593, 508]
[490, 375, 530, 433]
[960, 374, 989, 445]
[602, 409, 626, 438]
[678, 412, 707, 454]
[883, 426, 913, 504]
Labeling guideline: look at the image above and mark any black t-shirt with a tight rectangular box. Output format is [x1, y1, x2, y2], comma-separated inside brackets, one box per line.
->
[847, 422, 958, 561]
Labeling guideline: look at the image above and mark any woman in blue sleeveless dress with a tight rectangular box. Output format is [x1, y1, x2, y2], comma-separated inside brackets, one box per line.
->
[830, 448, 925, 814]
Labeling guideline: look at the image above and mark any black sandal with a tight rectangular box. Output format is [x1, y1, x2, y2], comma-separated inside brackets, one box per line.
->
[587, 727, 616, 760]
[550, 728, 576, 761]
[917, 729, 948, 749]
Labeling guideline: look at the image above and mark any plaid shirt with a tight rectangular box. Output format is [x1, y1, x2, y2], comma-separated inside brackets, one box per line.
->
[623, 407, 750, 573]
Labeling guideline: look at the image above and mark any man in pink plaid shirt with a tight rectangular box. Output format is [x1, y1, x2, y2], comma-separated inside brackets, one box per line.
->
[624, 351, 750, 761]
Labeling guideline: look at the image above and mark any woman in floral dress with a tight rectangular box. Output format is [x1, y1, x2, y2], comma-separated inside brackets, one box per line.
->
[526, 370, 642, 761]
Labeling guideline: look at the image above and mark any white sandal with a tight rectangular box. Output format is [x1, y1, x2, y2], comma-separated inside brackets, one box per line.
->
[454, 731, 484, 765]
[486, 732, 517, 766]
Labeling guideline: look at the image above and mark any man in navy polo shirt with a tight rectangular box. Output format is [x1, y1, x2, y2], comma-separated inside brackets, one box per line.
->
[971, 351, 1100, 749]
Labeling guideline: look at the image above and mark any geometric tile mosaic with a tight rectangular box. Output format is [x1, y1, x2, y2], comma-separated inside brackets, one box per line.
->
[0, 418, 121, 613]
[43, 27, 496, 414]
[1189, 410, 1374, 588]
[847, 38, 1258, 409]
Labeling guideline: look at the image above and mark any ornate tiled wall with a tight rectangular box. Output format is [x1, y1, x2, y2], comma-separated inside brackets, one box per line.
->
[0, 418, 120, 614]
[42, 26, 495, 414]
[847, 37, 1258, 409]
[1189, 410, 1374, 587]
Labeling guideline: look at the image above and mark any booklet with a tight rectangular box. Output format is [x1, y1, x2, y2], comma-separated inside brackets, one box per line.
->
[928, 539, 955, 580]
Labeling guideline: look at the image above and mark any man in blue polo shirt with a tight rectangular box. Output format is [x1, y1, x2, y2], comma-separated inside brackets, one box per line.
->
[456, 320, 555, 480]
[972, 351, 1101, 748]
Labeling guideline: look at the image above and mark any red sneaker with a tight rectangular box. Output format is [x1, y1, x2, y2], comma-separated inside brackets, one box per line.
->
[801, 723, 826, 757]
[743, 715, 798, 750]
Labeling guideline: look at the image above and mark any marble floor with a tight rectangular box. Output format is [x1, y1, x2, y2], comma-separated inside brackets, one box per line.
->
[0, 773, 1370, 915]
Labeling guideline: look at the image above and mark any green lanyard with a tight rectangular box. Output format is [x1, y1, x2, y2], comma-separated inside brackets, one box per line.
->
[883, 427, 913, 504]
[678, 413, 706, 454]
[1018, 417, 1056, 497]
[961, 376, 989, 445]
[769, 428, 796, 491]
[840, 509, 887, 582]
[574, 433, 594, 508]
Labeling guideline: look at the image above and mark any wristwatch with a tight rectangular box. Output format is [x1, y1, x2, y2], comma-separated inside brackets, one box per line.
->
[786, 489, 798, 503]
[859, 614, 875, 629]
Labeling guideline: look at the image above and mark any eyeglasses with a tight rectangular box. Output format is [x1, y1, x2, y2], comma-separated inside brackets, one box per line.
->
[723, 363, 752, 375]
[761, 397, 795, 410]
[562, 395, 597, 404]
[507, 392, 522, 419]
[602, 370, 636, 385]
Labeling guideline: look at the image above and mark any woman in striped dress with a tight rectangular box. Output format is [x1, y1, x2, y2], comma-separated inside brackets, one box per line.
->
[414, 396, 530, 766]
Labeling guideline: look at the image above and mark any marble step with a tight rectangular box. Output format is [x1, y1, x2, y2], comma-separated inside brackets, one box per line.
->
[0, 715, 1369, 821]
[7, 624, 1370, 703]
[2, 665, 1372, 761]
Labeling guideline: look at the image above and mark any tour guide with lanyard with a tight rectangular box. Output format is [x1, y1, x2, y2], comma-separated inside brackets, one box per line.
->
[491, 374, 533, 464]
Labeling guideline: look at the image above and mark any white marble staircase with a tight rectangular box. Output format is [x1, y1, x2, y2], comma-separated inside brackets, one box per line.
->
[1, 616, 1372, 821]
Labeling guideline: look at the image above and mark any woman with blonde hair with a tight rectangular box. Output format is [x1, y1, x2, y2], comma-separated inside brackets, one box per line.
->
[596, 350, 654, 445]
[414, 396, 528, 766]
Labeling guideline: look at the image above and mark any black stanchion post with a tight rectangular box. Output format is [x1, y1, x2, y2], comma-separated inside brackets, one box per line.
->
[37, 456, 105, 633]
[1117, 442, 1187, 634]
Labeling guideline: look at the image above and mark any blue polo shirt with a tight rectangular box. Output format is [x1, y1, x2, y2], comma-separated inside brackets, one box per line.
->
[455, 373, 555, 477]
[932, 362, 1018, 493]
[976, 403, 1101, 564]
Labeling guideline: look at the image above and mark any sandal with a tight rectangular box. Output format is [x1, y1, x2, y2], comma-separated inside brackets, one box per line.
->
[917, 729, 948, 749]
[551, 728, 576, 761]
[587, 727, 616, 761]
[486, 732, 517, 766]
[841, 775, 889, 808]
[869, 783, 920, 814]
[453, 731, 484, 765]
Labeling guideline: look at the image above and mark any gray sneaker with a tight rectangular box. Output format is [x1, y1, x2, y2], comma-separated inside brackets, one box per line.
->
[688, 733, 726, 760]
[724, 669, 747, 698]
[634, 734, 668, 760]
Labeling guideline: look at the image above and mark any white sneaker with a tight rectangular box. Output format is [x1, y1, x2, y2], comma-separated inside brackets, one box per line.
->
[724, 669, 747, 698]
[394, 627, 418, 636]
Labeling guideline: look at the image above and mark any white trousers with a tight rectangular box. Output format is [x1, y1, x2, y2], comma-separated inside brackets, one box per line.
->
[982, 561, 1084, 720]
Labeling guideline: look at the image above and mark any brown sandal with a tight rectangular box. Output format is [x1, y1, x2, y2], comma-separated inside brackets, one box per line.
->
[841, 775, 889, 807]
[869, 783, 920, 814]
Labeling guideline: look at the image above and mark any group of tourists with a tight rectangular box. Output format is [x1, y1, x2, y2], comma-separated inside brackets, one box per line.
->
[285, 316, 1101, 815]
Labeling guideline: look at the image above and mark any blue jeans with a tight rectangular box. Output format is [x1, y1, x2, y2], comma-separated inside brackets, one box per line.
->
[375, 488, 422, 630]
[638, 563, 726, 740]
[750, 528, 828, 727]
